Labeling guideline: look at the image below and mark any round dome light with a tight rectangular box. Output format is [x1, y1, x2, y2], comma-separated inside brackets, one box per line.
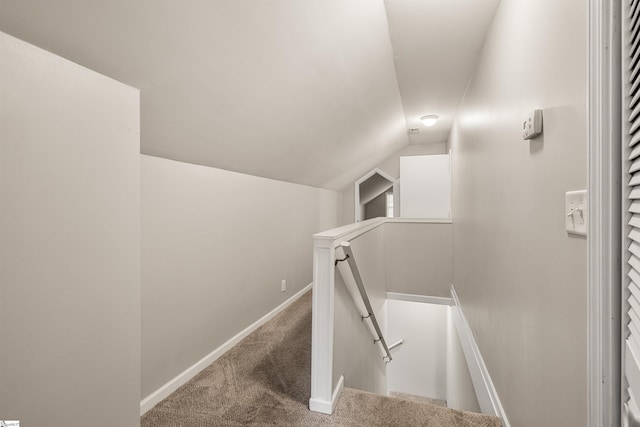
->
[420, 114, 439, 127]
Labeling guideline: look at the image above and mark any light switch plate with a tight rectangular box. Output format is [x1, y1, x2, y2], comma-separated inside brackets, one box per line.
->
[523, 109, 543, 140]
[565, 190, 587, 236]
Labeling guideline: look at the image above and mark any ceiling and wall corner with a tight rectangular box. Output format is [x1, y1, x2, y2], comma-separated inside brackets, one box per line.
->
[0, 0, 500, 191]
[384, 0, 500, 145]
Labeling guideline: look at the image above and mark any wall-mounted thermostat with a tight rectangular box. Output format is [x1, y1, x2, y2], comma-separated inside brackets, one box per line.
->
[522, 109, 543, 140]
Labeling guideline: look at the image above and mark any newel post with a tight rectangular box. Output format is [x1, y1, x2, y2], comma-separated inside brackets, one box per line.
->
[309, 237, 336, 414]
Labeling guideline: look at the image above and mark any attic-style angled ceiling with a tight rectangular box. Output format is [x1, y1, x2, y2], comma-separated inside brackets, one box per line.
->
[0, 0, 499, 191]
[385, 0, 500, 145]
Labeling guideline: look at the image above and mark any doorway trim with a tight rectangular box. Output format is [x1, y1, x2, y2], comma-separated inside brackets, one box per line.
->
[354, 168, 397, 223]
[588, 0, 621, 426]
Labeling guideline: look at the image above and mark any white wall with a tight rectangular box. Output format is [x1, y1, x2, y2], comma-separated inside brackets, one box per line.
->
[448, 1, 587, 426]
[333, 271, 387, 395]
[384, 222, 452, 297]
[364, 191, 387, 220]
[446, 308, 481, 413]
[385, 298, 480, 411]
[0, 32, 140, 426]
[141, 155, 339, 398]
[386, 300, 448, 400]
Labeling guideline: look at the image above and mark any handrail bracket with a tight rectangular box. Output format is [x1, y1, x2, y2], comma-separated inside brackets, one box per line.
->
[334, 254, 350, 266]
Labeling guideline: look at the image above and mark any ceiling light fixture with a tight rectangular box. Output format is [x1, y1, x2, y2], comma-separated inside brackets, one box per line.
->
[420, 114, 439, 127]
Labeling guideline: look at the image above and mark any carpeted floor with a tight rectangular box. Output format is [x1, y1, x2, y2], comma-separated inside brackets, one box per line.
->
[141, 290, 502, 426]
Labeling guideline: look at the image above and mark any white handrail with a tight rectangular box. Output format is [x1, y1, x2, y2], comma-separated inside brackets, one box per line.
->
[337, 241, 392, 362]
[313, 217, 451, 247]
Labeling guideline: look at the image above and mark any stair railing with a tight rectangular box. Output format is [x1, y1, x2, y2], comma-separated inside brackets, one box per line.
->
[336, 241, 392, 362]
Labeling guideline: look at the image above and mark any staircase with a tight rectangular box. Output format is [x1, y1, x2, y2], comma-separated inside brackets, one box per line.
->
[141, 291, 501, 426]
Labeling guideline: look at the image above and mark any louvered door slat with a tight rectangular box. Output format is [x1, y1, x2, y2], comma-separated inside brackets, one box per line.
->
[630, 267, 640, 288]
[631, 310, 640, 335]
[631, 300, 640, 326]
[631, 278, 640, 300]
[633, 1, 640, 33]
[629, 322, 640, 354]
[631, 241, 640, 259]
[633, 0, 640, 20]
[631, 256, 640, 275]
[630, 228, 640, 244]
[633, 57, 640, 86]
[631, 74, 640, 97]
[630, 312, 640, 347]
[630, 307, 640, 331]
[633, 20, 640, 51]
[632, 88, 640, 111]
[630, 294, 640, 319]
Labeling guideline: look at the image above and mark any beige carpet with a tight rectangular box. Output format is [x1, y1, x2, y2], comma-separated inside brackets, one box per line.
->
[388, 391, 447, 408]
[141, 291, 502, 426]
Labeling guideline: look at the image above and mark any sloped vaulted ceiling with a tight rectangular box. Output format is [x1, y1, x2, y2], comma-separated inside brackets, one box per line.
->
[385, 0, 500, 146]
[0, 0, 499, 191]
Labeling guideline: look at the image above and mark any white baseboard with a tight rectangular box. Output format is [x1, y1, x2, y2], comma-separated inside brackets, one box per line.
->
[309, 375, 344, 414]
[140, 283, 313, 416]
[450, 285, 510, 427]
[386, 292, 452, 306]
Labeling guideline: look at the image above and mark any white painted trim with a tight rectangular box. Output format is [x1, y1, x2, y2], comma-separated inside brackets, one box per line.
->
[385, 218, 452, 224]
[450, 285, 510, 427]
[357, 168, 397, 185]
[140, 283, 313, 416]
[314, 217, 451, 246]
[331, 374, 345, 408]
[354, 168, 397, 223]
[309, 375, 344, 414]
[354, 181, 361, 223]
[314, 217, 386, 243]
[386, 292, 452, 306]
[310, 245, 336, 414]
[588, 0, 621, 426]
[393, 180, 400, 218]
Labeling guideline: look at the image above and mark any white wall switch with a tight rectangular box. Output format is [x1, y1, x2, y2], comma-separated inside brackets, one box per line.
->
[522, 109, 543, 140]
[281, 279, 286, 292]
[565, 190, 587, 236]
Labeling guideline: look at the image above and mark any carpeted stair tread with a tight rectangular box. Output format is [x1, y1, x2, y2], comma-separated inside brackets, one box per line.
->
[335, 387, 499, 426]
[388, 390, 447, 407]
[141, 291, 502, 426]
